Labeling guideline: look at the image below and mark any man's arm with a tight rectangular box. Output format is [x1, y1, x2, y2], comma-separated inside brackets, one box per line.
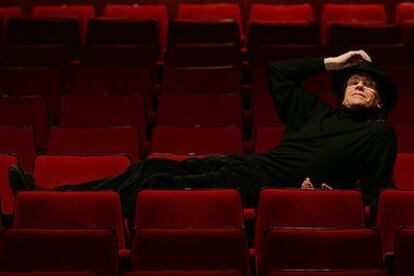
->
[267, 50, 372, 125]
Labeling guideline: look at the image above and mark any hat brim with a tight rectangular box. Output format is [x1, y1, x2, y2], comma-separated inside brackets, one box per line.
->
[332, 61, 398, 112]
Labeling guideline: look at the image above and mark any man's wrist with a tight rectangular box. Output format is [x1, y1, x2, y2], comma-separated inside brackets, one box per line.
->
[324, 57, 337, 71]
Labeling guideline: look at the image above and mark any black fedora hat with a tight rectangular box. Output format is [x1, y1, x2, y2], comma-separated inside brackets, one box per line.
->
[333, 61, 398, 112]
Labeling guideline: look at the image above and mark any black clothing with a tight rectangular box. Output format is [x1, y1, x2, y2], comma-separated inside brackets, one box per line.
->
[57, 57, 397, 216]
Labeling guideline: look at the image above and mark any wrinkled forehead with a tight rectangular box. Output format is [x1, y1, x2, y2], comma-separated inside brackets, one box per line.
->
[348, 72, 377, 82]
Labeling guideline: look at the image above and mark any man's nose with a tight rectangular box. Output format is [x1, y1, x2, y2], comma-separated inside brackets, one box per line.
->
[355, 81, 364, 90]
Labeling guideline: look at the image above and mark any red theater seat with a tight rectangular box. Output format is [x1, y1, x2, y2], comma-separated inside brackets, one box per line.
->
[47, 127, 141, 161]
[0, 127, 35, 173]
[13, 191, 126, 249]
[0, 67, 61, 117]
[252, 95, 283, 128]
[0, 7, 21, 42]
[254, 126, 284, 154]
[135, 189, 244, 228]
[320, 4, 387, 45]
[6, 16, 81, 57]
[390, 94, 414, 126]
[32, 155, 131, 188]
[395, 126, 414, 152]
[2, 44, 71, 68]
[266, 271, 387, 275]
[395, 2, 414, 24]
[376, 189, 414, 256]
[165, 19, 240, 67]
[176, 4, 242, 38]
[393, 227, 414, 276]
[255, 189, 366, 272]
[151, 126, 244, 156]
[248, 4, 314, 24]
[0, 228, 119, 276]
[104, 4, 168, 50]
[0, 273, 97, 276]
[129, 228, 250, 275]
[84, 18, 161, 67]
[124, 272, 243, 276]
[384, 66, 414, 94]
[162, 66, 241, 95]
[32, 5, 95, 44]
[59, 94, 148, 153]
[393, 153, 414, 188]
[0, 95, 48, 149]
[327, 24, 407, 65]
[260, 228, 384, 276]
[69, 67, 155, 112]
[0, 155, 18, 214]
[157, 94, 243, 127]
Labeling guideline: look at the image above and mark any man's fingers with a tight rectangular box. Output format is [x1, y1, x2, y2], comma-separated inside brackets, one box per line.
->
[321, 183, 333, 190]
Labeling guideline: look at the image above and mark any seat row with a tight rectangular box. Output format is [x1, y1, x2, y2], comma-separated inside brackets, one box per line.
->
[1, 4, 414, 65]
[1, 188, 414, 275]
[1, 3, 414, 44]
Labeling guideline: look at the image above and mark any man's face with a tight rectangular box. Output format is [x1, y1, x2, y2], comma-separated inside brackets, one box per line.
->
[342, 73, 382, 110]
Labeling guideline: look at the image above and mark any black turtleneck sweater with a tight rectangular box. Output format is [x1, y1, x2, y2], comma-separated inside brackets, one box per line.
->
[230, 57, 397, 208]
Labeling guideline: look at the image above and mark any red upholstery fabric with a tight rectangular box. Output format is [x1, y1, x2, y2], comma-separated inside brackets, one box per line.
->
[390, 95, 414, 126]
[104, 4, 168, 49]
[376, 189, 414, 255]
[393, 227, 414, 276]
[6, 16, 81, 59]
[248, 4, 314, 24]
[2, 44, 70, 68]
[162, 66, 241, 95]
[247, 23, 320, 48]
[254, 126, 284, 154]
[32, 155, 131, 188]
[0, 273, 97, 276]
[59, 94, 148, 152]
[32, 5, 95, 44]
[135, 189, 244, 228]
[0, 7, 21, 42]
[157, 94, 243, 127]
[130, 228, 250, 275]
[47, 127, 141, 161]
[69, 67, 155, 111]
[255, 189, 366, 273]
[0, 228, 119, 276]
[151, 126, 244, 155]
[13, 191, 126, 248]
[165, 19, 240, 67]
[393, 153, 414, 188]
[384, 66, 414, 94]
[165, 44, 241, 67]
[0, 155, 18, 214]
[147, 153, 208, 161]
[320, 4, 387, 45]
[260, 228, 383, 276]
[0, 96, 48, 149]
[0, 67, 61, 117]
[0, 127, 35, 173]
[395, 3, 414, 24]
[176, 4, 242, 36]
[395, 126, 414, 153]
[168, 19, 240, 45]
[252, 95, 283, 128]
[125, 272, 243, 276]
[83, 44, 158, 67]
[267, 271, 387, 276]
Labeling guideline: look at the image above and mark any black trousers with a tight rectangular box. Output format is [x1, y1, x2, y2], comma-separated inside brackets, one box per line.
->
[54, 157, 243, 217]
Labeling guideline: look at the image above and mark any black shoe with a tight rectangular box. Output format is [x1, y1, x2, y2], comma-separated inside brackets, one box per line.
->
[8, 165, 36, 194]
